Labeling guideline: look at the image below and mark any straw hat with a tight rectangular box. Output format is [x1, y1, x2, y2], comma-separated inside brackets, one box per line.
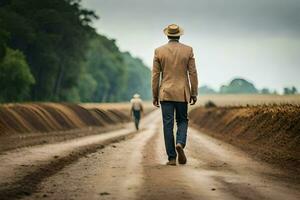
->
[163, 24, 184, 37]
[133, 93, 140, 98]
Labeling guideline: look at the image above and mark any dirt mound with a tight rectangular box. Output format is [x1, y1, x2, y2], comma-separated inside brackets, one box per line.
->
[0, 102, 155, 152]
[189, 105, 300, 173]
[0, 103, 130, 135]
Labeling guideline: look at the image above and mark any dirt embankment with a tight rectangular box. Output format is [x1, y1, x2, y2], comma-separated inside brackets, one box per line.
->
[0, 103, 131, 135]
[0, 102, 152, 152]
[189, 105, 300, 174]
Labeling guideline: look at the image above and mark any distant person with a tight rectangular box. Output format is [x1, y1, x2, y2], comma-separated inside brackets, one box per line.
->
[130, 93, 144, 130]
[152, 24, 198, 166]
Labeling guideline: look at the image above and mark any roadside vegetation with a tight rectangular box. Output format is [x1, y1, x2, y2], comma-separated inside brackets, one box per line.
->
[199, 78, 298, 95]
[0, 0, 151, 103]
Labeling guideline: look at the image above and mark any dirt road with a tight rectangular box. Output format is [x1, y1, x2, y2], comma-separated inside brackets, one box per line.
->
[0, 110, 299, 200]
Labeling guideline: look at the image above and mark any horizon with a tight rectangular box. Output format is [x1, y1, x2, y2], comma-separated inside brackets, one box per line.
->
[82, 0, 300, 93]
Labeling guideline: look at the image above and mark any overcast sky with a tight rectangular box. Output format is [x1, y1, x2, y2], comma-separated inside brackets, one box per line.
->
[82, 0, 300, 92]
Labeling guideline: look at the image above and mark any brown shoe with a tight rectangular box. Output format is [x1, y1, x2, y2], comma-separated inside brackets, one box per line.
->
[176, 143, 187, 164]
[166, 159, 176, 166]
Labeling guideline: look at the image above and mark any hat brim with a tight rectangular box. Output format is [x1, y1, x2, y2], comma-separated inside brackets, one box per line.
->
[163, 27, 184, 36]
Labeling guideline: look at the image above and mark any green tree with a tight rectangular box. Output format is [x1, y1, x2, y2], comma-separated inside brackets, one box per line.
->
[198, 85, 217, 95]
[78, 71, 97, 102]
[0, 0, 97, 101]
[261, 88, 271, 94]
[0, 0, 152, 103]
[81, 35, 127, 102]
[0, 29, 9, 61]
[0, 48, 35, 102]
[121, 52, 151, 100]
[79, 36, 151, 102]
[284, 86, 298, 95]
[220, 78, 258, 94]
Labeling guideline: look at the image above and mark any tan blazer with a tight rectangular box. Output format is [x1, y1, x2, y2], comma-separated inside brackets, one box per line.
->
[152, 40, 198, 102]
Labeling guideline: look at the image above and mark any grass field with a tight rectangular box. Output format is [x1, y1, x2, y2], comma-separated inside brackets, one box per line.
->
[197, 94, 300, 106]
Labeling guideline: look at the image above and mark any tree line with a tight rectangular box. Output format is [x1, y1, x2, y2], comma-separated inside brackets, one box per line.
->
[0, 0, 151, 103]
[199, 78, 298, 95]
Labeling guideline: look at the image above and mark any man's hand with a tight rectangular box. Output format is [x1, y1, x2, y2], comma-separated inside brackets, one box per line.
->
[190, 96, 197, 105]
[153, 98, 160, 107]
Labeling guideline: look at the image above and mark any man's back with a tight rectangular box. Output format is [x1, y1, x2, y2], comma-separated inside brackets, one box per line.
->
[130, 97, 142, 111]
[151, 24, 198, 165]
[152, 40, 198, 102]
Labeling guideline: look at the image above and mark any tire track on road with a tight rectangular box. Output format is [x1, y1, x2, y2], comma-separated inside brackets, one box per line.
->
[20, 111, 161, 200]
[3, 109, 298, 200]
[0, 110, 160, 200]
[138, 122, 223, 200]
[0, 130, 136, 199]
[185, 128, 300, 200]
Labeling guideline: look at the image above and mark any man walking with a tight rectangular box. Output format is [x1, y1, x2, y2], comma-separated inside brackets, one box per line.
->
[152, 24, 198, 166]
[130, 93, 144, 130]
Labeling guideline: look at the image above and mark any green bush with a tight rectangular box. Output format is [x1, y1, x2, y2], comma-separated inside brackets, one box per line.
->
[204, 100, 217, 108]
[0, 48, 35, 102]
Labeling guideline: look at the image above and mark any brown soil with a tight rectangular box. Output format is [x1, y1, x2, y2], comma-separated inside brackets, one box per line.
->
[0, 103, 130, 135]
[189, 105, 300, 176]
[0, 102, 153, 152]
[0, 110, 299, 200]
[4, 110, 298, 200]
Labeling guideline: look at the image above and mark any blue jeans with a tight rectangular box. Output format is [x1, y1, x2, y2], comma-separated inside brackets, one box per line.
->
[160, 101, 188, 161]
[133, 110, 141, 130]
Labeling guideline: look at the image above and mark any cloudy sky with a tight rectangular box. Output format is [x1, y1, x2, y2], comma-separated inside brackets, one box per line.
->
[82, 0, 300, 92]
